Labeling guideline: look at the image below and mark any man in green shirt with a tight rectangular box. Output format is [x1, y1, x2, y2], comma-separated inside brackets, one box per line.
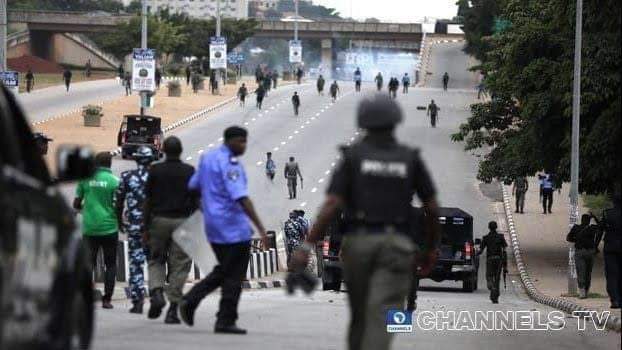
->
[73, 152, 120, 309]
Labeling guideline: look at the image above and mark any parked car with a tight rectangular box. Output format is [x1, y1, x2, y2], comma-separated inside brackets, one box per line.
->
[0, 84, 96, 349]
[117, 114, 163, 160]
[316, 207, 480, 292]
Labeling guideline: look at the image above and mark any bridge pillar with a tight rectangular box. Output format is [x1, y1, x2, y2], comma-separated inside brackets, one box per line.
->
[320, 38, 333, 78]
[29, 30, 53, 60]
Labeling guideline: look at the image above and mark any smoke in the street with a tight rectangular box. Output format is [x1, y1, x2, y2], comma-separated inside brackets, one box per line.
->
[331, 49, 420, 82]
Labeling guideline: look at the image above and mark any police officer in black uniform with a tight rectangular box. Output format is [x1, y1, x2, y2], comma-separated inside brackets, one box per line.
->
[292, 94, 441, 350]
[595, 192, 621, 308]
[478, 221, 508, 304]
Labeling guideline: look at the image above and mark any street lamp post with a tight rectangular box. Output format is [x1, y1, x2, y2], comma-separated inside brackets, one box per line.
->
[140, 0, 148, 116]
[216, 0, 221, 37]
[0, 0, 7, 72]
[567, 0, 582, 296]
[294, 0, 299, 42]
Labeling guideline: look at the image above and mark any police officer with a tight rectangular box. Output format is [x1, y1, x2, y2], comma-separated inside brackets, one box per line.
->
[354, 67, 362, 92]
[374, 72, 383, 91]
[237, 83, 248, 107]
[293, 94, 441, 350]
[115, 146, 154, 313]
[317, 74, 325, 95]
[567, 214, 600, 299]
[63, 68, 72, 92]
[265, 152, 276, 181]
[427, 99, 439, 127]
[512, 175, 529, 213]
[255, 84, 266, 109]
[595, 193, 621, 308]
[284, 211, 303, 270]
[179, 126, 269, 334]
[33, 132, 53, 156]
[284, 156, 303, 199]
[25, 68, 35, 93]
[442, 72, 449, 90]
[329, 81, 340, 102]
[292, 91, 301, 116]
[478, 221, 508, 304]
[402, 73, 410, 94]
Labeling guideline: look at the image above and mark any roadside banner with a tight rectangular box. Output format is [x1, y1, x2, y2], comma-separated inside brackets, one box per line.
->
[289, 40, 302, 63]
[132, 48, 156, 92]
[0, 71, 19, 94]
[210, 36, 227, 69]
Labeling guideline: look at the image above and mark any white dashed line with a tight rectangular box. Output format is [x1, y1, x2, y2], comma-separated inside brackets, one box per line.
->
[288, 136, 293, 140]
[256, 161, 263, 166]
[325, 170, 330, 175]
[306, 121, 310, 125]
[311, 117, 316, 120]
[244, 122, 249, 126]
[294, 130, 299, 134]
[252, 118, 256, 121]
[311, 187, 318, 193]
[318, 178, 325, 183]
[198, 149, 204, 154]
[273, 147, 279, 151]
[315, 113, 320, 117]
[331, 162, 335, 167]
[281, 141, 286, 145]
[300, 202, 307, 207]
[208, 143, 214, 148]
[186, 156, 193, 161]
[218, 137, 223, 141]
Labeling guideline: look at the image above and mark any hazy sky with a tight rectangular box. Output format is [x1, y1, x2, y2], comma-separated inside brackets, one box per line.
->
[312, 0, 458, 22]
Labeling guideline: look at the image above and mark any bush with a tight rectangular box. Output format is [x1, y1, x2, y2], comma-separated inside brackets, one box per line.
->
[165, 63, 183, 77]
[82, 105, 103, 117]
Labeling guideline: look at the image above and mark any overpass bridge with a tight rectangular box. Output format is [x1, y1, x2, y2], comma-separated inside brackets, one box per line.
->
[8, 10, 423, 71]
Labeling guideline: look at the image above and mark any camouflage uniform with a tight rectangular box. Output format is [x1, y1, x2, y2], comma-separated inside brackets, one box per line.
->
[116, 165, 149, 302]
[284, 217, 303, 267]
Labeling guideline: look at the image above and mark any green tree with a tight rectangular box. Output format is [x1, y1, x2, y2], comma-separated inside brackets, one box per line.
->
[8, 0, 124, 12]
[452, 0, 621, 194]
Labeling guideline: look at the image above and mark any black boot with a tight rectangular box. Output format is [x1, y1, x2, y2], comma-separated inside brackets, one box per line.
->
[165, 303, 181, 324]
[129, 298, 144, 314]
[179, 298, 197, 327]
[215, 323, 247, 335]
[148, 288, 166, 319]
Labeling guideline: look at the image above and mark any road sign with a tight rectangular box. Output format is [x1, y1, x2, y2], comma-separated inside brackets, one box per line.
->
[132, 48, 156, 92]
[227, 52, 246, 65]
[289, 40, 302, 63]
[210, 36, 227, 69]
[0, 71, 19, 94]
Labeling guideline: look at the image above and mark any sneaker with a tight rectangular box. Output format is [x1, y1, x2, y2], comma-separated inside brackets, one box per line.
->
[179, 298, 197, 327]
[148, 289, 166, 319]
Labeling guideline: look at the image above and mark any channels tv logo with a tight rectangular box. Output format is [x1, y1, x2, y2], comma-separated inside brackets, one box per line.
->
[386, 309, 413, 333]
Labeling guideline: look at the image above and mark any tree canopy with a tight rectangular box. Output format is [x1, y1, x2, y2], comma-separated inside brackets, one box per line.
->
[8, 0, 125, 12]
[452, 0, 621, 194]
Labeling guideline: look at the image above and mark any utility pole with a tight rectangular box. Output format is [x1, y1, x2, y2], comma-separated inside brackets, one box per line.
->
[0, 0, 7, 72]
[294, 0, 299, 42]
[216, 0, 221, 37]
[140, 0, 148, 116]
[567, 0, 582, 296]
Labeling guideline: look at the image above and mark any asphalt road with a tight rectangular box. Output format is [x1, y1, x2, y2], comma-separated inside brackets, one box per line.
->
[15, 78, 125, 123]
[87, 42, 620, 349]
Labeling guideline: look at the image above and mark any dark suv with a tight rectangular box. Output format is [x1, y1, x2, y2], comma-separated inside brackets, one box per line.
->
[0, 85, 95, 349]
[317, 207, 480, 292]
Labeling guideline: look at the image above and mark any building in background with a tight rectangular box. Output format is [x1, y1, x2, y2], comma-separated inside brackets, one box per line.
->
[146, 0, 249, 19]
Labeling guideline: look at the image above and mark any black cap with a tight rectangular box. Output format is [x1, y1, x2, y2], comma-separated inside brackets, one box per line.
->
[357, 94, 403, 129]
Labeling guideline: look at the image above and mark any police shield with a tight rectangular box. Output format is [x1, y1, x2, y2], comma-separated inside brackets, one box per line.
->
[172, 211, 217, 274]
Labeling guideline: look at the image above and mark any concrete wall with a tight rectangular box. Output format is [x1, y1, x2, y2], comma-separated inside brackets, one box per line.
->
[50, 33, 115, 69]
[7, 41, 31, 58]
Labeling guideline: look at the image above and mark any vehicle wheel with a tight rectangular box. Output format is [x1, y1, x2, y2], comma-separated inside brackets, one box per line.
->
[462, 274, 476, 293]
[322, 268, 341, 291]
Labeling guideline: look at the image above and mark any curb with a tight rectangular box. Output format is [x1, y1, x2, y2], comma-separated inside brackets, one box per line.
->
[242, 279, 286, 290]
[500, 185, 621, 332]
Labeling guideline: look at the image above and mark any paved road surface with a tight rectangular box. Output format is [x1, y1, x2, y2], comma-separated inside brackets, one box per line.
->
[82, 42, 620, 349]
[15, 78, 125, 123]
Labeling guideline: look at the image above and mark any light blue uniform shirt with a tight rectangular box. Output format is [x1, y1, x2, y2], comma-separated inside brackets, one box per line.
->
[188, 145, 251, 244]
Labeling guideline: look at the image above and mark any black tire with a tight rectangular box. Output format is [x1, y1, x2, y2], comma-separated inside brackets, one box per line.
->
[462, 274, 476, 293]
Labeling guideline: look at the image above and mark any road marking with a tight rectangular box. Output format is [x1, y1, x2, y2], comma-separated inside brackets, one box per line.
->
[311, 187, 317, 193]
[300, 202, 307, 207]
[273, 147, 279, 151]
[186, 156, 193, 161]
[257, 161, 263, 166]
[311, 117, 316, 120]
[306, 121, 310, 124]
[252, 118, 256, 121]
[288, 135, 293, 140]
[281, 141, 286, 145]
[258, 113, 262, 117]
[318, 178, 325, 183]
[325, 170, 330, 175]
[301, 126, 305, 129]
[244, 122, 249, 126]
[350, 137, 355, 141]
[198, 149, 204, 154]
[331, 162, 335, 167]
[218, 137, 223, 141]
[316, 112, 321, 116]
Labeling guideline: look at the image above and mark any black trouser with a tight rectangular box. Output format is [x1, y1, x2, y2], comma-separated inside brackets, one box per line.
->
[604, 252, 622, 305]
[293, 103, 299, 115]
[486, 256, 502, 302]
[575, 248, 595, 291]
[403, 84, 408, 93]
[257, 97, 263, 109]
[65, 79, 71, 91]
[355, 81, 361, 92]
[84, 233, 118, 301]
[406, 276, 419, 311]
[515, 191, 526, 213]
[186, 75, 191, 85]
[184, 241, 250, 326]
[430, 114, 437, 127]
[542, 188, 553, 213]
[26, 80, 33, 92]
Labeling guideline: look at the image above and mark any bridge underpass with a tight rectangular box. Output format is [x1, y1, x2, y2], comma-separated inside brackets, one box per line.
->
[7, 10, 423, 73]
